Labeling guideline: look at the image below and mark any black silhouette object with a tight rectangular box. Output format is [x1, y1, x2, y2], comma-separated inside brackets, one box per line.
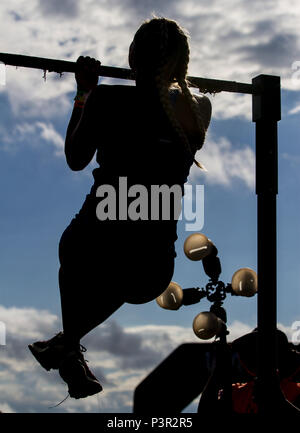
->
[134, 236, 299, 415]
[133, 330, 300, 414]
[198, 328, 300, 415]
[28, 17, 212, 399]
[134, 235, 245, 414]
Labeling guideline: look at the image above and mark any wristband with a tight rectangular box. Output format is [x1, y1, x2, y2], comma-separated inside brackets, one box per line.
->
[74, 89, 91, 108]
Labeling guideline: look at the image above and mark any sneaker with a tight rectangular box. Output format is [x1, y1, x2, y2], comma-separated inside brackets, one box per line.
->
[28, 332, 67, 371]
[59, 350, 103, 399]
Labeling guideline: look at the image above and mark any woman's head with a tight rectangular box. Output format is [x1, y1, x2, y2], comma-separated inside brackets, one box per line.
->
[130, 17, 207, 169]
[129, 17, 190, 85]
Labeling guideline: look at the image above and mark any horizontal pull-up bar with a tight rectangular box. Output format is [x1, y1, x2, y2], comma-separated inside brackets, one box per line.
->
[0, 52, 254, 95]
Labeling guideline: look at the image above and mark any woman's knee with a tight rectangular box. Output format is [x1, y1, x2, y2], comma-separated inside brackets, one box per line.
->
[125, 257, 174, 304]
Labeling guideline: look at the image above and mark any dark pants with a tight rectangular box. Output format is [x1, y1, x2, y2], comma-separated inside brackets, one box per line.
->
[58, 214, 175, 344]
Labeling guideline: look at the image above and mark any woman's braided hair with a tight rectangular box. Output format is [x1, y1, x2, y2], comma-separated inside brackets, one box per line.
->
[131, 17, 207, 169]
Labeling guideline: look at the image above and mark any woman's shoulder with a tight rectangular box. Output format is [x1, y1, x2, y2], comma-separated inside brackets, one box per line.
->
[193, 93, 212, 111]
[93, 83, 136, 95]
[90, 84, 137, 112]
[174, 89, 212, 132]
[178, 90, 211, 116]
[192, 93, 212, 130]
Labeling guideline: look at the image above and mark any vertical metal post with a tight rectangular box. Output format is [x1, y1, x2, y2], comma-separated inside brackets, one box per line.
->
[252, 75, 282, 414]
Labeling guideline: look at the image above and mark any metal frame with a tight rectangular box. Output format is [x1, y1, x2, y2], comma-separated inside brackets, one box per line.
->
[0, 52, 253, 93]
[252, 75, 281, 414]
[0, 53, 282, 414]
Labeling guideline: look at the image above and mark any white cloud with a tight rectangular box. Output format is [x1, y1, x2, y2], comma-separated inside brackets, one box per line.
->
[0, 0, 300, 122]
[0, 403, 15, 413]
[208, 92, 252, 121]
[38, 0, 80, 19]
[189, 135, 255, 190]
[0, 305, 59, 340]
[0, 304, 297, 413]
[0, 305, 188, 413]
[288, 104, 300, 115]
[35, 121, 64, 155]
[0, 121, 65, 155]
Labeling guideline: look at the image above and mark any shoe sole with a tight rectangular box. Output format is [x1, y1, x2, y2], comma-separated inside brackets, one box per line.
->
[28, 344, 54, 371]
[59, 358, 103, 399]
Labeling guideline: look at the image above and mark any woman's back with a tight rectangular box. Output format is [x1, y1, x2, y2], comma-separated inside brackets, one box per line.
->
[92, 84, 194, 186]
[79, 84, 206, 256]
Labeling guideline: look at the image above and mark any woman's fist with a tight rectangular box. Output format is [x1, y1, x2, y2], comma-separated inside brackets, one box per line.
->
[75, 56, 101, 91]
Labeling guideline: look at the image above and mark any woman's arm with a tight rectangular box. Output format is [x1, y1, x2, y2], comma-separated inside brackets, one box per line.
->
[64, 56, 101, 171]
[194, 94, 212, 131]
[65, 90, 98, 171]
[174, 92, 212, 141]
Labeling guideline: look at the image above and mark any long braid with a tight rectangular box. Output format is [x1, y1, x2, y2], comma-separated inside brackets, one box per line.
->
[179, 79, 207, 169]
[156, 71, 193, 160]
[177, 41, 207, 168]
[157, 19, 206, 169]
[155, 20, 194, 161]
[132, 17, 207, 169]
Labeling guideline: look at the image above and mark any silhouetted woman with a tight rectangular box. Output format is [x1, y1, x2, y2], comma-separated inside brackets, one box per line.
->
[29, 17, 212, 400]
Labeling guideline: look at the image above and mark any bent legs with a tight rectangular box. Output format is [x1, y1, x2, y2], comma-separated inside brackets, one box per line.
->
[57, 219, 175, 346]
[59, 266, 125, 346]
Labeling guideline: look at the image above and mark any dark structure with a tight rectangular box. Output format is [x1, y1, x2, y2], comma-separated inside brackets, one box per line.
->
[252, 75, 281, 414]
[0, 53, 285, 414]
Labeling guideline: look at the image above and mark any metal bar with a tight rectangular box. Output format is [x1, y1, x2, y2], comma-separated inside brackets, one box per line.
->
[0, 52, 135, 81]
[252, 74, 282, 414]
[0, 52, 254, 94]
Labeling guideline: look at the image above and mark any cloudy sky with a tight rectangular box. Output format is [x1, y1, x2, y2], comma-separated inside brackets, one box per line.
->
[0, 0, 300, 413]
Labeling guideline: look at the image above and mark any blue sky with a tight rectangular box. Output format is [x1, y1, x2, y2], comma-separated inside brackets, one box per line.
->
[0, 0, 300, 413]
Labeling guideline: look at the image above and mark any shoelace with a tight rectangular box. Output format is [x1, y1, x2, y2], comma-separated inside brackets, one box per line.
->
[48, 393, 70, 409]
[79, 344, 91, 363]
[48, 332, 87, 353]
[46, 341, 89, 408]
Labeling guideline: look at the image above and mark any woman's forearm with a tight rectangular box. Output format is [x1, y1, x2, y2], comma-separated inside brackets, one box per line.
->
[66, 105, 84, 142]
[64, 104, 86, 170]
[64, 57, 101, 170]
[64, 90, 96, 171]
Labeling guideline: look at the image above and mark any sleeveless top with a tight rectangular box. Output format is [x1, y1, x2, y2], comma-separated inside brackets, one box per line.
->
[77, 84, 196, 259]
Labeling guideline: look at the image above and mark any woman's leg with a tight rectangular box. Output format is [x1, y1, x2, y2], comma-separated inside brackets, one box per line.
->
[59, 265, 124, 344]
[58, 220, 125, 347]
[124, 248, 175, 305]
[58, 219, 175, 343]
